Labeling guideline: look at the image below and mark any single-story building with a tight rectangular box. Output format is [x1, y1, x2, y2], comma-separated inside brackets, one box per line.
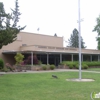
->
[0, 32, 100, 66]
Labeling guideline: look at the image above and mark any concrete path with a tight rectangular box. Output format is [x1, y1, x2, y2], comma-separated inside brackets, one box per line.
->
[0, 72, 6, 74]
[0, 69, 100, 74]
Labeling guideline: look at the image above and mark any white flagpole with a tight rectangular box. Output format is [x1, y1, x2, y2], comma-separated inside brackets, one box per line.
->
[78, 0, 82, 80]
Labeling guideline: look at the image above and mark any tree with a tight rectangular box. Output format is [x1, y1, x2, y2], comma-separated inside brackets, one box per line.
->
[68, 28, 86, 48]
[0, 0, 25, 49]
[22, 54, 39, 65]
[54, 33, 57, 37]
[93, 15, 100, 50]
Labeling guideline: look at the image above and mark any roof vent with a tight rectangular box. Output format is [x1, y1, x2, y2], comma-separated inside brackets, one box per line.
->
[22, 44, 27, 46]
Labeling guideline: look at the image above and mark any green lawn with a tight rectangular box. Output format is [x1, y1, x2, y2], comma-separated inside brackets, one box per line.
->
[87, 68, 100, 71]
[0, 71, 100, 100]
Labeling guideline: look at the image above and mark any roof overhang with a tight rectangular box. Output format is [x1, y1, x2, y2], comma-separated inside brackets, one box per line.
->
[2, 45, 100, 55]
[2, 49, 100, 55]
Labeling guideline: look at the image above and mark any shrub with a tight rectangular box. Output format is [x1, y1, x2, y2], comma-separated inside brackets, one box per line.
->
[82, 61, 100, 67]
[82, 64, 88, 69]
[61, 61, 78, 68]
[42, 65, 47, 70]
[75, 64, 84, 69]
[14, 53, 24, 65]
[75, 64, 79, 69]
[60, 61, 67, 65]
[1, 67, 10, 72]
[50, 65, 55, 70]
[69, 64, 74, 69]
[38, 60, 42, 65]
[92, 62, 100, 66]
[46, 64, 50, 70]
[0, 59, 4, 69]
[60, 61, 100, 69]
[67, 62, 78, 69]
[75, 63, 88, 69]
[86, 62, 96, 67]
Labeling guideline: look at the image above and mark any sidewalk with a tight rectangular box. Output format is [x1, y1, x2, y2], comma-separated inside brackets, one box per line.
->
[0, 69, 100, 74]
[5, 69, 78, 74]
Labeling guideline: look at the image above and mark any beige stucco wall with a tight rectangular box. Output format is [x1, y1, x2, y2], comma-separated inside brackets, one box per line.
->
[20, 32, 63, 47]
[1, 32, 63, 51]
[0, 32, 63, 64]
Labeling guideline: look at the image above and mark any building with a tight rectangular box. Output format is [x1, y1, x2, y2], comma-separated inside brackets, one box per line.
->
[0, 32, 100, 66]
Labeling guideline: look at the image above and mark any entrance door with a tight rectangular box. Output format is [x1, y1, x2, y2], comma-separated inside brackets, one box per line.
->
[55, 57, 60, 67]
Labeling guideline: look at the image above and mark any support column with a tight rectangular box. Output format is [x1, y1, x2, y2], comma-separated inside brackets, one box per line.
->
[60, 53, 62, 63]
[71, 54, 73, 62]
[47, 53, 49, 65]
[31, 52, 33, 66]
[90, 55, 92, 62]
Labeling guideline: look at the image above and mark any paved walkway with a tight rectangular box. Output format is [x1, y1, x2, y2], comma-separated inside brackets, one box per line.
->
[1, 69, 100, 74]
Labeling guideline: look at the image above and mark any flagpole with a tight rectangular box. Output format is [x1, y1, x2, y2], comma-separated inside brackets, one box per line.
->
[78, 0, 82, 80]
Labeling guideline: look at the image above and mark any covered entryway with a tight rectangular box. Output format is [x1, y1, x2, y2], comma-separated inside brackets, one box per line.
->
[2, 50, 100, 67]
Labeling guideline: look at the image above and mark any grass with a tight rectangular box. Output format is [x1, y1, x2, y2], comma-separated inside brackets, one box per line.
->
[87, 68, 100, 71]
[0, 71, 100, 100]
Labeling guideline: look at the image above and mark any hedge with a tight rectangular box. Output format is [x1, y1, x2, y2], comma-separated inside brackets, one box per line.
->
[60, 61, 100, 69]
[0, 59, 4, 69]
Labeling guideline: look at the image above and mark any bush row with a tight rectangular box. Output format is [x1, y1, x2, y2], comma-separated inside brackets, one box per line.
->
[42, 64, 55, 70]
[68, 62, 88, 69]
[0, 59, 4, 70]
[60, 61, 100, 69]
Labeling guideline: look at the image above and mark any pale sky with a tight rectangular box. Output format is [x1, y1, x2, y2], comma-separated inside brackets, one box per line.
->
[1, 0, 100, 49]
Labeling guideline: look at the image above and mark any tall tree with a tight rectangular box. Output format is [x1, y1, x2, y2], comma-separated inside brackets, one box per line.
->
[54, 33, 57, 37]
[0, 0, 25, 49]
[68, 28, 86, 48]
[93, 15, 100, 50]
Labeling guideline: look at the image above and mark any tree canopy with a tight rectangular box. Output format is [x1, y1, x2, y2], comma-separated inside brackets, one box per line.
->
[93, 15, 100, 50]
[68, 28, 86, 48]
[54, 33, 57, 37]
[0, 0, 25, 49]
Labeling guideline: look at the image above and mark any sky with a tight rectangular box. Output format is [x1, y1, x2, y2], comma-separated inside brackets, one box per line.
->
[1, 0, 100, 49]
